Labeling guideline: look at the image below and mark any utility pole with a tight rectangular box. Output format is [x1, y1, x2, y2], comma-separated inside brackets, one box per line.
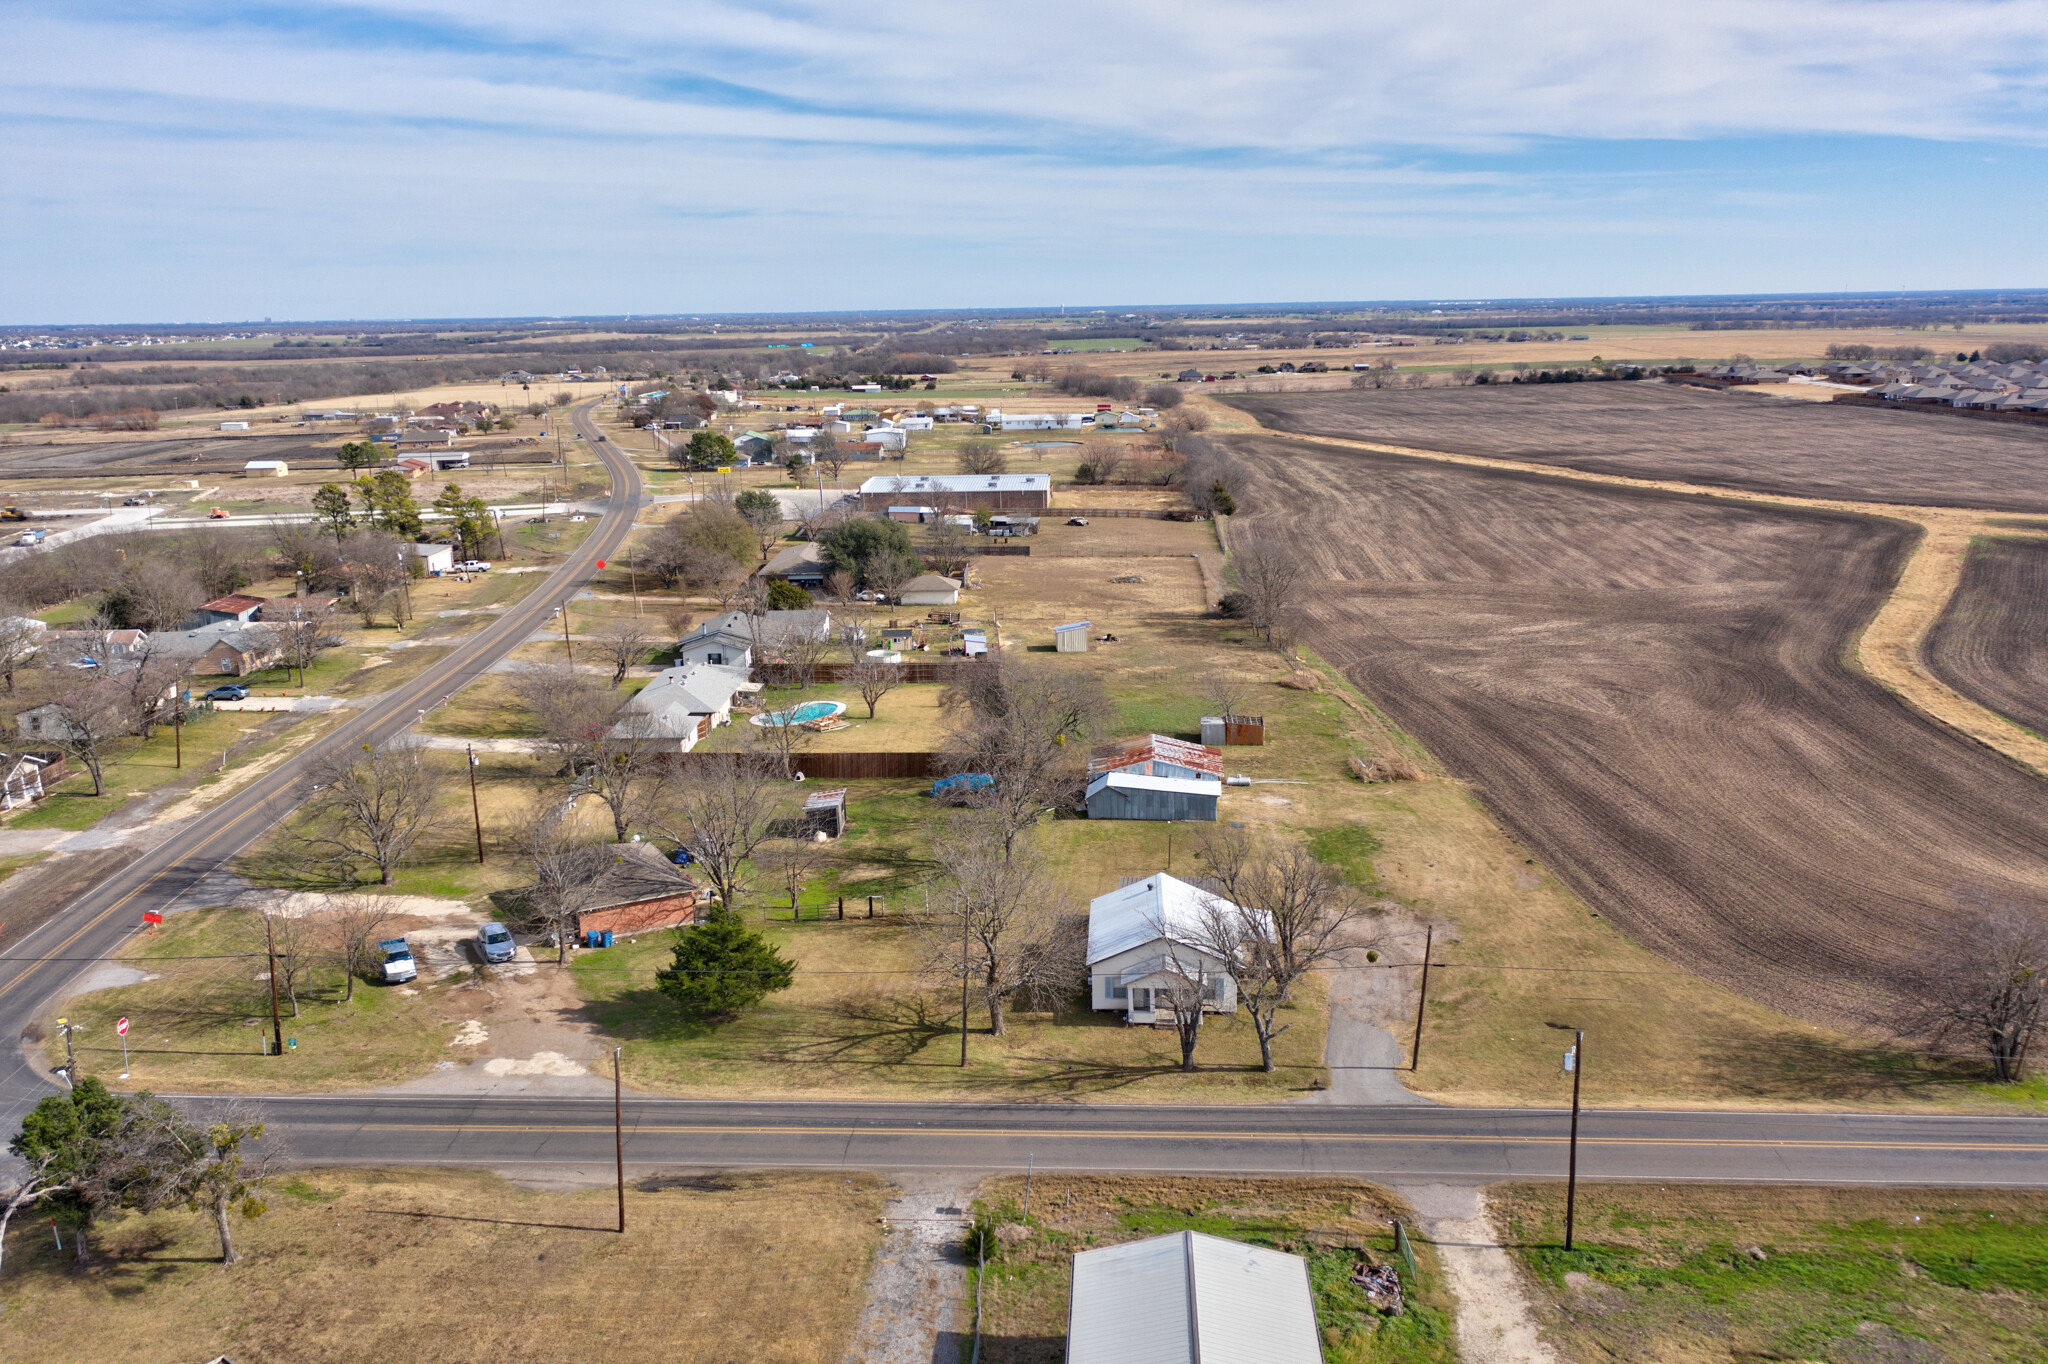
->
[1563, 1027, 1584, 1251]
[614, 1047, 626, 1233]
[1410, 924, 1433, 1071]
[629, 565, 641, 615]
[53, 1017, 80, 1088]
[265, 912, 284, 1059]
[467, 744, 484, 864]
[958, 890, 969, 1068]
[560, 602, 574, 665]
[173, 699, 183, 769]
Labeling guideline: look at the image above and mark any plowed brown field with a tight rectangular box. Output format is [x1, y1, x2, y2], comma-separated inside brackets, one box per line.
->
[1924, 535, 2048, 739]
[1225, 433, 2048, 1030]
[1222, 383, 2048, 513]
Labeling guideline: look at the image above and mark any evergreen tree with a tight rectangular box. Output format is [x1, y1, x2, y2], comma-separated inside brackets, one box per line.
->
[311, 483, 354, 545]
[656, 906, 796, 1019]
[685, 430, 736, 471]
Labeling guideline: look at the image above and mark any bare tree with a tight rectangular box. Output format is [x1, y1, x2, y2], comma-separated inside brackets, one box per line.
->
[590, 614, 654, 689]
[0, 1150, 78, 1279]
[664, 604, 698, 642]
[266, 515, 325, 582]
[648, 751, 784, 916]
[1159, 409, 1210, 453]
[1229, 541, 1304, 643]
[1904, 896, 2048, 1082]
[812, 429, 846, 483]
[581, 732, 674, 843]
[748, 706, 814, 780]
[0, 598, 45, 694]
[321, 898, 397, 1001]
[123, 564, 207, 633]
[956, 439, 1007, 475]
[822, 568, 855, 602]
[757, 834, 829, 916]
[863, 551, 910, 605]
[268, 597, 335, 687]
[1149, 948, 1218, 1072]
[940, 658, 1112, 857]
[118, 645, 183, 740]
[1194, 828, 1375, 1072]
[300, 738, 448, 885]
[516, 795, 591, 963]
[120, 1096, 278, 1266]
[45, 675, 132, 796]
[507, 661, 615, 776]
[767, 621, 833, 692]
[1198, 668, 1253, 722]
[244, 908, 316, 1018]
[917, 820, 1082, 1034]
[846, 651, 903, 718]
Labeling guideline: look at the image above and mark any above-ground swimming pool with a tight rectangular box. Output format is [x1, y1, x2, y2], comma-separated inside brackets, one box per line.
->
[750, 699, 848, 727]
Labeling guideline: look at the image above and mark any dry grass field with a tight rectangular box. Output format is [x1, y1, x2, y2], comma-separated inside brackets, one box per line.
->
[1221, 433, 2048, 1034]
[1923, 535, 2048, 739]
[0, 1167, 888, 1364]
[1222, 383, 2048, 513]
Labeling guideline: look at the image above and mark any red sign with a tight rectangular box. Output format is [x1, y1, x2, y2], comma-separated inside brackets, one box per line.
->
[116, 1018, 129, 1037]
[142, 911, 163, 926]
[596, 559, 606, 570]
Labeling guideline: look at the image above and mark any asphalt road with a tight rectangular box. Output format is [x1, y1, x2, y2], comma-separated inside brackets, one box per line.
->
[257, 1093, 2048, 1187]
[0, 399, 641, 1137]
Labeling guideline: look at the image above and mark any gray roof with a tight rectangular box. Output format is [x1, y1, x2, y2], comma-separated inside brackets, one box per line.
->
[683, 609, 831, 651]
[149, 621, 275, 659]
[1067, 1231, 1320, 1364]
[610, 664, 750, 739]
[542, 841, 697, 912]
[762, 542, 827, 578]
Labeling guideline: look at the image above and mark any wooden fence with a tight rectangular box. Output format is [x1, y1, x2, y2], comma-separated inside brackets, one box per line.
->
[670, 750, 938, 780]
[754, 660, 972, 686]
[1047, 506, 1185, 519]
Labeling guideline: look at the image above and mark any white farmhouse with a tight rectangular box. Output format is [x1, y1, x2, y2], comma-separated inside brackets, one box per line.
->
[606, 663, 753, 752]
[1085, 873, 1246, 1023]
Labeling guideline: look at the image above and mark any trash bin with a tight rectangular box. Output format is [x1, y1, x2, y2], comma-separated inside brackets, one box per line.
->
[600, 930, 614, 948]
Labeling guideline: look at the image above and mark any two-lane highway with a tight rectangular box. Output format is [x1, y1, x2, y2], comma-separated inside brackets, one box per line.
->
[0, 400, 641, 1135]
[257, 1093, 2048, 1186]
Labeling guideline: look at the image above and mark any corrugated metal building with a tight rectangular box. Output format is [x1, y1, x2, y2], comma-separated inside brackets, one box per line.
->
[1066, 1230, 1321, 1364]
[1084, 770, 1220, 822]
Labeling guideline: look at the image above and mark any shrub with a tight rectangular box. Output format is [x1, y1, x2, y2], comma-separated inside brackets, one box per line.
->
[766, 579, 813, 610]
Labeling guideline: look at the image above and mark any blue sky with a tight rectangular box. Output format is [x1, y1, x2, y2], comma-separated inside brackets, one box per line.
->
[4, 1, 2048, 323]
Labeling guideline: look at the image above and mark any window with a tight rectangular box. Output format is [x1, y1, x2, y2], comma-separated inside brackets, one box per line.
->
[707, 652, 724, 666]
[1107, 982, 1127, 1001]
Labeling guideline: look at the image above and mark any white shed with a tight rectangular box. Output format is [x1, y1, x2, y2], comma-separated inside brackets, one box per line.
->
[243, 460, 288, 476]
[1054, 620, 1090, 653]
[1086, 873, 1242, 1021]
[406, 542, 455, 574]
[1067, 1230, 1321, 1364]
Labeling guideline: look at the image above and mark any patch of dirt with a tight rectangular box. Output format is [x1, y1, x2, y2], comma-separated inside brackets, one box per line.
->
[1223, 382, 2048, 512]
[842, 1175, 973, 1364]
[1223, 434, 2048, 1032]
[1922, 534, 2048, 737]
[1397, 1184, 1563, 1364]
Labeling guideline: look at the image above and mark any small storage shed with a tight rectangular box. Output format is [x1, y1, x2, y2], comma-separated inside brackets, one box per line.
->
[898, 573, 962, 606]
[407, 542, 455, 574]
[242, 460, 288, 476]
[1054, 621, 1089, 653]
[1067, 1230, 1320, 1364]
[803, 787, 848, 839]
[1200, 714, 1266, 747]
[1085, 771, 1220, 822]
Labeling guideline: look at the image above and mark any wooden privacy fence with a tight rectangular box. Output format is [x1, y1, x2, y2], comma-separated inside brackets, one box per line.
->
[1048, 506, 1184, 519]
[668, 750, 938, 780]
[753, 660, 970, 686]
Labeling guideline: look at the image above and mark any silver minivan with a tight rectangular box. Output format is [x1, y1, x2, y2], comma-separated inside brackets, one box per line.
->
[477, 922, 516, 964]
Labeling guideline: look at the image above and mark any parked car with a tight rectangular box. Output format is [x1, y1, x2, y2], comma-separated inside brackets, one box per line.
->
[377, 938, 417, 984]
[476, 922, 516, 964]
[205, 684, 248, 701]
[457, 560, 492, 573]
[121, 496, 144, 506]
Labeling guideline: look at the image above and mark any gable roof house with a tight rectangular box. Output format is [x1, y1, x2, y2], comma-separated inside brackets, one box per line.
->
[1085, 873, 1251, 1022]
[897, 573, 962, 606]
[188, 594, 267, 627]
[675, 609, 833, 670]
[1066, 1230, 1321, 1364]
[150, 622, 281, 677]
[0, 751, 58, 809]
[537, 841, 704, 941]
[760, 541, 828, 588]
[606, 663, 752, 752]
[856, 473, 1052, 513]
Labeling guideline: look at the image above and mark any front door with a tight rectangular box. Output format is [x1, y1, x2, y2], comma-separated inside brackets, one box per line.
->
[1130, 987, 1152, 1012]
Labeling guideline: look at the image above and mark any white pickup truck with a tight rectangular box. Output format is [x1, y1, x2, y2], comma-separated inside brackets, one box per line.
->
[377, 937, 418, 984]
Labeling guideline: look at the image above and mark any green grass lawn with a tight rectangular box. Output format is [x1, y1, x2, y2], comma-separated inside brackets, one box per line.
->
[967, 1175, 1457, 1364]
[1498, 1183, 2048, 1363]
[50, 906, 453, 1093]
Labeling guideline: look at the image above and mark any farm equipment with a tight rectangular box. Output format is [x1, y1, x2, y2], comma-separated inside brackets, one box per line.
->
[206, 507, 229, 519]
[0, 507, 26, 521]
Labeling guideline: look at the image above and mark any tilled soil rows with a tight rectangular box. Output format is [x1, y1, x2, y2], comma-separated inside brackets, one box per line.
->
[1224, 434, 2048, 1030]
[1924, 535, 2048, 738]
[1222, 383, 2048, 513]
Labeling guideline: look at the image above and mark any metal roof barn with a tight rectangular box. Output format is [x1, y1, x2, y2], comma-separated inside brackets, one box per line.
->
[1066, 1230, 1321, 1364]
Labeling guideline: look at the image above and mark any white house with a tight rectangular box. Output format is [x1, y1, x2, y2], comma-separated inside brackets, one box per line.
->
[606, 664, 752, 752]
[996, 411, 1090, 431]
[675, 608, 832, 669]
[406, 542, 455, 574]
[897, 574, 961, 606]
[1067, 1231, 1321, 1364]
[1086, 873, 1247, 1022]
[243, 460, 288, 476]
[863, 426, 908, 451]
[897, 415, 934, 431]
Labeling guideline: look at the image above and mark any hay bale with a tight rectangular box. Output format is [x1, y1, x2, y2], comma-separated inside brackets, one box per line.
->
[1350, 755, 1422, 783]
[1277, 671, 1321, 692]
[1111, 574, 1145, 583]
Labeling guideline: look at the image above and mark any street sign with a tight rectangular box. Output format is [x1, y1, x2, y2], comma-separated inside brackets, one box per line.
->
[116, 1018, 129, 1036]
[596, 559, 606, 570]
[142, 911, 163, 926]
[1563, 1046, 1577, 1073]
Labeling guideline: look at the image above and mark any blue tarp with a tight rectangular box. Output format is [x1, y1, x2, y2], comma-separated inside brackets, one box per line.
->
[931, 773, 995, 798]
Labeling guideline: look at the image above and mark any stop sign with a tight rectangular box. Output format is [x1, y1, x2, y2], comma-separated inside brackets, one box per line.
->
[116, 1018, 129, 1036]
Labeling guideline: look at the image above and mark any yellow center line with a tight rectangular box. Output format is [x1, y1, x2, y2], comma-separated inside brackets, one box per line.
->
[327, 1122, 2048, 1151]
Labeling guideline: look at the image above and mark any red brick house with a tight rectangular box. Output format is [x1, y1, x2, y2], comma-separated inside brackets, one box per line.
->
[544, 842, 703, 940]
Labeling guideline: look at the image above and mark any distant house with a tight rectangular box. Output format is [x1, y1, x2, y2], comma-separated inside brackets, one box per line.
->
[14, 703, 77, 743]
[394, 428, 456, 449]
[407, 543, 455, 574]
[886, 506, 939, 524]
[1066, 1231, 1320, 1364]
[189, 594, 267, 627]
[1085, 874, 1246, 1020]
[856, 473, 1051, 513]
[994, 412, 1090, 431]
[606, 663, 753, 752]
[1090, 734, 1223, 783]
[897, 574, 961, 606]
[538, 842, 703, 940]
[242, 460, 288, 476]
[675, 609, 833, 670]
[151, 622, 281, 677]
[761, 541, 828, 589]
